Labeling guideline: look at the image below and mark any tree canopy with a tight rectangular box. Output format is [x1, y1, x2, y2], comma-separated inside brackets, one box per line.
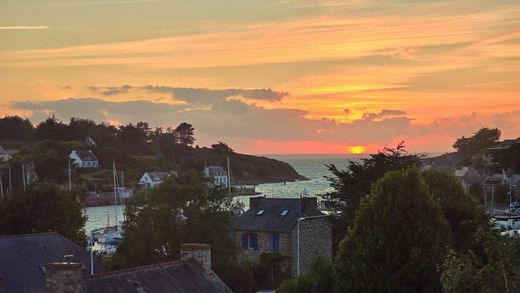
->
[0, 182, 86, 245]
[107, 171, 237, 282]
[453, 127, 501, 156]
[334, 167, 450, 292]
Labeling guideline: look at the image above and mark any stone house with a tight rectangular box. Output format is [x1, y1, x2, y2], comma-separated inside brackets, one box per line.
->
[234, 196, 332, 277]
[139, 171, 172, 188]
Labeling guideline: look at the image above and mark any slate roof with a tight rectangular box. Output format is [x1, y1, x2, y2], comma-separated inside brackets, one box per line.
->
[74, 150, 98, 162]
[85, 261, 232, 293]
[234, 198, 325, 233]
[205, 166, 227, 177]
[146, 172, 170, 182]
[0, 232, 104, 293]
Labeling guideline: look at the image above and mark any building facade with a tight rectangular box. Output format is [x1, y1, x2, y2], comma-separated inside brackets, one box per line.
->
[204, 165, 228, 187]
[69, 150, 99, 168]
[234, 197, 332, 277]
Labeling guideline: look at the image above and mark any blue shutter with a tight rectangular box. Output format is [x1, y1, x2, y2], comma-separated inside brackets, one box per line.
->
[241, 233, 248, 248]
[252, 233, 258, 250]
[271, 233, 279, 251]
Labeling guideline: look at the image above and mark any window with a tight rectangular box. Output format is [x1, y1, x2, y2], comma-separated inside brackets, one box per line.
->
[241, 233, 258, 250]
[271, 233, 279, 251]
[280, 210, 289, 216]
[256, 209, 265, 215]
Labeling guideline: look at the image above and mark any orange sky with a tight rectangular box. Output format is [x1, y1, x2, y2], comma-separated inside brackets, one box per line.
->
[1, 0, 519, 154]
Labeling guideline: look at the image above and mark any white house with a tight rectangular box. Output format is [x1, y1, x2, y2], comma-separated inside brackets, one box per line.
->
[69, 150, 99, 168]
[204, 165, 228, 187]
[139, 172, 171, 188]
[0, 146, 12, 162]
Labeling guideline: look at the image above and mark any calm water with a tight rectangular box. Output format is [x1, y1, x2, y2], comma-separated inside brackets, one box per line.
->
[84, 154, 359, 233]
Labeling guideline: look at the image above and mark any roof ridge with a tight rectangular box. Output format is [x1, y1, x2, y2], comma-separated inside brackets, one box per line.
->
[0, 231, 59, 239]
[87, 260, 182, 279]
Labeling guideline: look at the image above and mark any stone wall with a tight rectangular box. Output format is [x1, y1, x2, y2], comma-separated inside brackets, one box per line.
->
[180, 243, 212, 274]
[289, 217, 332, 276]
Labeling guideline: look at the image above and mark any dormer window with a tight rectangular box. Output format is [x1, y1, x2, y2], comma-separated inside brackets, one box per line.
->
[280, 210, 289, 216]
[256, 209, 265, 215]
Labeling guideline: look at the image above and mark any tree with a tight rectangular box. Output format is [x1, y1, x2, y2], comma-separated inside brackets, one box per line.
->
[108, 171, 237, 283]
[326, 142, 422, 247]
[277, 258, 333, 293]
[334, 167, 450, 292]
[173, 122, 195, 146]
[0, 182, 86, 245]
[211, 141, 234, 154]
[118, 122, 151, 154]
[35, 116, 69, 141]
[453, 127, 501, 157]
[0, 115, 34, 141]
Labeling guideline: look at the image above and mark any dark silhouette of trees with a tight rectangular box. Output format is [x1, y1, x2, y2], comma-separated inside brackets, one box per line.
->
[453, 127, 501, 157]
[211, 141, 234, 154]
[0, 116, 34, 140]
[0, 182, 86, 245]
[35, 116, 69, 141]
[174, 122, 195, 146]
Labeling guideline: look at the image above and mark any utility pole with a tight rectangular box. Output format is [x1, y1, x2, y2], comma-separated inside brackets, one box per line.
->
[68, 159, 72, 191]
[8, 165, 11, 194]
[22, 161, 26, 192]
[0, 175, 4, 198]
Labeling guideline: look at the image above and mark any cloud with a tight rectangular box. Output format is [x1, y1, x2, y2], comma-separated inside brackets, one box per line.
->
[86, 85, 290, 103]
[361, 109, 407, 121]
[87, 85, 134, 96]
[0, 26, 50, 30]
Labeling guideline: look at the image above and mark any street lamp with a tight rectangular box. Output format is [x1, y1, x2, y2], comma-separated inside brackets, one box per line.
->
[296, 214, 328, 276]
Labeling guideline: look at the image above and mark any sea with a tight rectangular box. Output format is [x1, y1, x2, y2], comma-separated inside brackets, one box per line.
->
[83, 154, 359, 234]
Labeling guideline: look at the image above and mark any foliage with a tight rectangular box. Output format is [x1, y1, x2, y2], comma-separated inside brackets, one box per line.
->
[211, 141, 234, 154]
[174, 122, 195, 146]
[0, 182, 86, 245]
[35, 116, 69, 141]
[325, 142, 422, 247]
[441, 232, 520, 292]
[277, 258, 333, 293]
[453, 127, 501, 157]
[0, 115, 34, 140]
[422, 169, 491, 252]
[334, 167, 450, 292]
[108, 172, 237, 280]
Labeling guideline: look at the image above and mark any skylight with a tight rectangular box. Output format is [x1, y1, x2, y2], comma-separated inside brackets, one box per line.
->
[256, 209, 265, 215]
[280, 210, 289, 216]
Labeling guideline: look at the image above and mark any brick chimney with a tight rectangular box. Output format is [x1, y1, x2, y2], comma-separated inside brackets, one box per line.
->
[300, 197, 318, 214]
[45, 260, 84, 293]
[180, 243, 212, 274]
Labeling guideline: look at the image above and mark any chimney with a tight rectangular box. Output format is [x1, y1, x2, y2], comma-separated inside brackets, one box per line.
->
[45, 258, 84, 293]
[301, 197, 318, 214]
[249, 196, 264, 209]
[180, 243, 211, 274]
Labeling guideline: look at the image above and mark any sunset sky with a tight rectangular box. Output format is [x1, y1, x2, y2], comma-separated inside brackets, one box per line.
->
[1, 0, 519, 154]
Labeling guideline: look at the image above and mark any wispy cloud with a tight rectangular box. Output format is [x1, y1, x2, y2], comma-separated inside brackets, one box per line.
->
[0, 26, 50, 30]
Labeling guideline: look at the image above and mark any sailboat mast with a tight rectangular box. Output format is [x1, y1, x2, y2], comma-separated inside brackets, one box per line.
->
[22, 161, 26, 192]
[113, 162, 118, 226]
[227, 156, 231, 195]
[68, 159, 72, 191]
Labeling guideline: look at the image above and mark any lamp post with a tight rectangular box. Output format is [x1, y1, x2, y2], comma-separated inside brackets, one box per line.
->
[296, 214, 328, 276]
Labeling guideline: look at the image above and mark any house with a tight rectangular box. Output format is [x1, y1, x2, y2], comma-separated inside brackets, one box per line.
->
[454, 167, 484, 193]
[69, 150, 99, 168]
[139, 171, 172, 188]
[84, 136, 97, 147]
[0, 232, 104, 292]
[45, 243, 232, 293]
[234, 196, 332, 278]
[23, 161, 39, 184]
[204, 165, 228, 187]
[0, 146, 12, 162]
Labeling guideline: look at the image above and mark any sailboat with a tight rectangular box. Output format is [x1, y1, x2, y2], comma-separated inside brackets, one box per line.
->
[96, 162, 123, 249]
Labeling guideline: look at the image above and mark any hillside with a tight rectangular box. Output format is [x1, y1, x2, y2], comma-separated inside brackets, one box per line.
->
[0, 116, 306, 192]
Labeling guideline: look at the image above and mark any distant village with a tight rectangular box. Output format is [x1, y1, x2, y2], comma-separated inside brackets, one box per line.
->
[1, 117, 520, 292]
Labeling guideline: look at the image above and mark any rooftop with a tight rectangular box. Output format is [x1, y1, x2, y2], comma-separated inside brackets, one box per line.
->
[72, 150, 98, 161]
[0, 232, 104, 292]
[85, 261, 231, 293]
[205, 166, 227, 177]
[234, 197, 326, 233]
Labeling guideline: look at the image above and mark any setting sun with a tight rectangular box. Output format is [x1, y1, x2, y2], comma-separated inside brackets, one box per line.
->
[349, 146, 366, 154]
